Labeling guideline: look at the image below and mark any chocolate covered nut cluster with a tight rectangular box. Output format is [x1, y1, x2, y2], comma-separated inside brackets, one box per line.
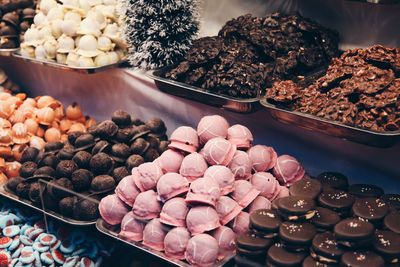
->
[166, 13, 339, 98]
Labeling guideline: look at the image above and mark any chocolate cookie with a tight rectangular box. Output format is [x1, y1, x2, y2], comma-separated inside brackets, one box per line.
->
[334, 218, 374, 248]
[310, 232, 344, 264]
[289, 178, 321, 199]
[267, 243, 306, 266]
[311, 207, 340, 231]
[279, 222, 316, 250]
[277, 196, 316, 221]
[302, 256, 336, 267]
[340, 251, 384, 267]
[249, 209, 281, 238]
[373, 230, 400, 264]
[236, 232, 272, 251]
[384, 211, 400, 234]
[381, 194, 400, 211]
[349, 184, 384, 198]
[352, 198, 388, 224]
[318, 189, 355, 214]
[316, 172, 349, 190]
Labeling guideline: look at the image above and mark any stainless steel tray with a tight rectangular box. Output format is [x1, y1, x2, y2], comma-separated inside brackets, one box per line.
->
[12, 49, 127, 74]
[147, 67, 261, 113]
[260, 98, 400, 147]
[0, 183, 97, 226]
[0, 48, 18, 56]
[96, 218, 235, 267]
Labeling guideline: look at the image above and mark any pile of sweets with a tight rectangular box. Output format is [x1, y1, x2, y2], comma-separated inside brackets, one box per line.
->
[165, 13, 339, 98]
[20, 0, 126, 67]
[0, 201, 113, 266]
[0, 93, 94, 181]
[265, 45, 400, 131]
[235, 172, 400, 267]
[6, 110, 169, 221]
[0, 68, 22, 94]
[0, 0, 37, 48]
[99, 114, 307, 266]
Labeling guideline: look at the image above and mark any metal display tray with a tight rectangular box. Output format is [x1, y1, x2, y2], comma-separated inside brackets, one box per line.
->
[0, 48, 18, 56]
[0, 183, 97, 226]
[12, 50, 127, 74]
[147, 67, 261, 113]
[96, 218, 235, 267]
[260, 98, 400, 147]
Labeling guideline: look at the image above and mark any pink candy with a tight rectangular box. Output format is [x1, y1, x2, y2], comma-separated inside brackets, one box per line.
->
[250, 172, 280, 201]
[247, 145, 277, 172]
[185, 234, 219, 267]
[160, 197, 189, 227]
[231, 180, 260, 208]
[215, 196, 243, 225]
[203, 165, 235, 195]
[164, 227, 191, 260]
[248, 196, 272, 213]
[142, 218, 169, 251]
[227, 124, 253, 149]
[186, 206, 220, 235]
[273, 155, 305, 186]
[157, 173, 189, 202]
[203, 137, 236, 166]
[231, 211, 250, 235]
[133, 162, 163, 192]
[185, 177, 221, 207]
[212, 226, 236, 259]
[197, 115, 229, 145]
[228, 150, 252, 180]
[99, 194, 129, 225]
[169, 126, 199, 153]
[132, 190, 161, 220]
[179, 152, 208, 182]
[114, 175, 141, 207]
[119, 212, 145, 241]
[154, 149, 184, 174]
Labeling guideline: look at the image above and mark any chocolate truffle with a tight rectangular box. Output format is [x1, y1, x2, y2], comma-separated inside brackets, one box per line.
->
[16, 182, 30, 198]
[44, 141, 64, 153]
[38, 154, 59, 169]
[91, 140, 111, 155]
[90, 153, 114, 175]
[57, 146, 75, 160]
[145, 118, 166, 134]
[115, 128, 134, 143]
[125, 155, 145, 172]
[131, 125, 150, 140]
[59, 196, 77, 217]
[6, 176, 24, 192]
[28, 182, 41, 203]
[20, 147, 39, 163]
[158, 141, 169, 153]
[144, 148, 159, 162]
[111, 143, 130, 162]
[74, 199, 99, 220]
[19, 161, 37, 178]
[72, 151, 91, 169]
[74, 134, 95, 150]
[56, 160, 78, 178]
[68, 131, 84, 146]
[111, 110, 131, 127]
[112, 166, 129, 184]
[91, 175, 115, 191]
[47, 178, 74, 200]
[34, 166, 56, 178]
[130, 138, 150, 155]
[71, 169, 93, 192]
[97, 120, 118, 139]
[146, 134, 160, 149]
[131, 116, 144, 126]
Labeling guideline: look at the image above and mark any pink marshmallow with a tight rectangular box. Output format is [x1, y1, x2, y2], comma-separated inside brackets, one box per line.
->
[185, 234, 219, 267]
[204, 165, 235, 195]
[133, 162, 163, 192]
[164, 227, 191, 260]
[115, 174, 141, 207]
[231, 180, 260, 208]
[99, 194, 129, 225]
[119, 212, 145, 241]
[250, 172, 280, 201]
[132, 190, 161, 220]
[248, 196, 272, 213]
[203, 137, 237, 166]
[197, 115, 229, 145]
[157, 173, 189, 202]
[169, 126, 199, 153]
[273, 155, 305, 186]
[154, 149, 184, 174]
[185, 177, 221, 208]
[228, 150, 252, 180]
[227, 124, 253, 149]
[216, 196, 243, 225]
[179, 152, 208, 183]
[231, 211, 250, 235]
[186, 206, 221, 235]
[160, 197, 189, 227]
[212, 226, 236, 260]
[142, 218, 169, 251]
[247, 145, 277, 172]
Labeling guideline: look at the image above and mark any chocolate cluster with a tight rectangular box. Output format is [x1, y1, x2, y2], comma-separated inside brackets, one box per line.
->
[165, 13, 339, 98]
[6, 110, 169, 221]
[0, 0, 36, 48]
[265, 45, 400, 131]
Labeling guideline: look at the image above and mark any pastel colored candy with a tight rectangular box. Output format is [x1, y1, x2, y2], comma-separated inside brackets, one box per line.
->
[248, 196, 272, 213]
[0, 251, 10, 266]
[179, 152, 208, 183]
[160, 197, 189, 227]
[273, 155, 305, 186]
[156, 173, 189, 203]
[215, 196, 243, 226]
[211, 226, 236, 259]
[63, 256, 79, 267]
[197, 115, 229, 145]
[142, 218, 169, 251]
[154, 150, 184, 174]
[203, 137, 236, 166]
[33, 242, 49, 252]
[28, 229, 44, 241]
[99, 194, 129, 225]
[51, 250, 66, 264]
[3, 225, 20, 237]
[11, 245, 22, 258]
[39, 234, 57, 246]
[227, 124, 253, 149]
[247, 145, 277, 172]
[49, 240, 61, 251]
[132, 190, 161, 220]
[185, 234, 219, 267]
[185, 177, 221, 208]
[0, 236, 13, 248]
[119, 212, 145, 242]
[19, 246, 35, 264]
[132, 162, 163, 192]
[250, 172, 280, 201]
[186, 206, 220, 235]
[9, 236, 20, 251]
[231, 180, 260, 208]
[164, 227, 191, 260]
[40, 252, 54, 264]
[231, 211, 250, 235]
[203, 166, 235, 195]
[228, 150, 252, 180]
[168, 126, 199, 153]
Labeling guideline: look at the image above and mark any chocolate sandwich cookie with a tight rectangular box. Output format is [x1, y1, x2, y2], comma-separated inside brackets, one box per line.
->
[279, 221, 316, 251]
[277, 196, 316, 221]
[384, 211, 400, 234]
[334, 218, 374, 248]
[267, 243, 306, 266]
[271, 198, 280, 211]
[311, 207, 340, 232]
[310, 232, 344, 264]
[236, 232, 273, 251]
[316, 172, 349, 190]
[373, 230, 400, 264]
[318, 189, 355, 215]
[349, 184, 384, 198]
[289, 178, 322, 199]
[302, 256, 336, 267]
[340, 251, 384, 267]
[249, 209, 281, 238]
[381, 194, 400, 211]
[352, 198, 388, 225]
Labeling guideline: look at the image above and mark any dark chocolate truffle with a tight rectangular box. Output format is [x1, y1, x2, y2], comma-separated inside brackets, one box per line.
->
[47, 178, 74, 200]
[20, 147, 39, 163]
[38, 154, 59, 169]
[74, 134, 95, 149]
[111, 143, 130, 162]
[44, 141, 64, 153]
[158, 140, 169, 153]
[131, 116, 144, 126]
[91, 140, 111, 155]
[125, 154, 144, 172]
[56, 160, 78, 178]
[16, 182, 30, 199]
[73, 199, 99, 220]
[145, 118, 166, 134]
[130, 138, 150, 155]
[59, 196, 77, 218]
[91, 175, 115, 191]
[131, 125, 150, 140]
[72, 151, 91, 168]
[57, 146, 75, 160]
[144, 148, 159, 162]
[71, 169, 93, 192]
[111, 110, 131, 127]
[145, 134, 160, 149]
[112, 166, 129, 184]
[19, 161, 37, 178]
[28, 182, 42, 203]
[97, 120, 118, 139]
[68, 131, 84, 146]
[90, 153, 114, 175]
[115, 128, 134, 143]
[34, 166, 56, 178]
[6, 176, 24, 192]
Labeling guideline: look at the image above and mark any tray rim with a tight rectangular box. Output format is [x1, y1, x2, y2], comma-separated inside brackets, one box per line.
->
[0, 183, 97, 226]
[12, 49, 125, 73]
[96, 218, 235, 267]
[259, 98, 400, 138]
[0, 48, 18, 56]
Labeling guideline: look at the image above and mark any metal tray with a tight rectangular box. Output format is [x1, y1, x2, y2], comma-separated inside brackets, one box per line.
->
[0, 183, 97, 226]
[96, 218, 235, 267]
[147, 67, 261, 113]
[0, 48, 18, 56]
[12, 50, 127, 74]
[260, 98, 400, 147]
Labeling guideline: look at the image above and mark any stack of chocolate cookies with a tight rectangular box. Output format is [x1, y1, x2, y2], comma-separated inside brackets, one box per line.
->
[6, 110, 169, 221]
[236, 174, 400, 267]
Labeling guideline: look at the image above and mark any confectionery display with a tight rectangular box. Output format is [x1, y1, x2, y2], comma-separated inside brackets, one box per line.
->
[5, 110, 168, 221]
[236, 172, 400, 267]
[0, 0, 37, 49]
[19, 0, 126, 67]
[165, 13, 339, 98]
[0, 68, 23, 94]
[265, 45, 400, 131]
[98, 114, 308, 266]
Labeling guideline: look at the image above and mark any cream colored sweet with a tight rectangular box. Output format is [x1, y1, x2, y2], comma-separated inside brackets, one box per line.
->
[77, 35, 101, 57]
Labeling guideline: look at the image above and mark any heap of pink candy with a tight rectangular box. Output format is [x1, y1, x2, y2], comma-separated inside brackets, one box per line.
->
[99, 115, 305, 266]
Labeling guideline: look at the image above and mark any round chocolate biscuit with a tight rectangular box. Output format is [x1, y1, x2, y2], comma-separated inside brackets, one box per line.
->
[381, 194, 400, 211]
[236, 232, 272, 251]
[318, 189, 355, 212]
[334, 218, 374, 241]
[236, 246, 266, 258]
[340, 251, 384, 267]
[352, 198, 388, 224]
[302, 256, 336, 267]
[279, 222, 316, 248]
[373, 230, 400, 263]
[249, 209, 281, 236]
[316, 172, 349, 190]
[384, 211, 400, 234]
[278, 196, 316, 221]
[349, 184, 384, 199]
[289, 177, 321, 199]
[311, 232, 344, 263]
[267, 243, 306, 266]
[311, 207, 340, 231]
